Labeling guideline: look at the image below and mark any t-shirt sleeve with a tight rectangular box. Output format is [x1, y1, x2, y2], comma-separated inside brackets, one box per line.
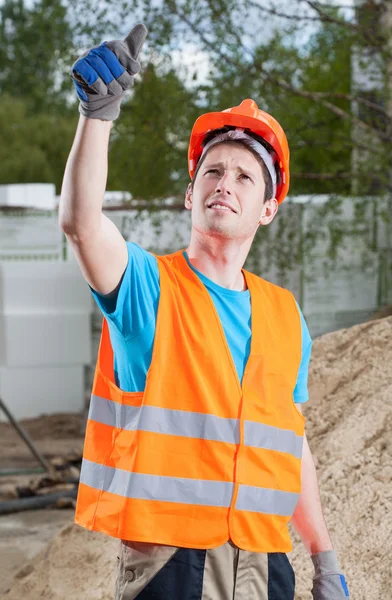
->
[293, 302, 312, 404]
[90, 242, 160, 340]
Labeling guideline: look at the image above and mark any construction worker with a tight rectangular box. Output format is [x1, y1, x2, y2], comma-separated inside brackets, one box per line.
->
[60, 24, 350, 600]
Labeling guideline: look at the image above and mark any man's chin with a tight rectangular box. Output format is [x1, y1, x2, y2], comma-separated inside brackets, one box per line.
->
[199, 223, 236, 239]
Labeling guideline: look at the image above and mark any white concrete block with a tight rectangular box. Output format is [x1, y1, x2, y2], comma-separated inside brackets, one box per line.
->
[0, 214, 62, 258]
[0, 365, 85, 420]
[103, 191, 132, 206]
[0, 184, 56, 210]
[0, 262, 92, 314]
[0, 313, 92, 367]
[0, 184, 24, 207]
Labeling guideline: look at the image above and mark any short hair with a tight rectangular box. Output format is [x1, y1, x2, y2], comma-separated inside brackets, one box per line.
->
[191, 126, 281, 202]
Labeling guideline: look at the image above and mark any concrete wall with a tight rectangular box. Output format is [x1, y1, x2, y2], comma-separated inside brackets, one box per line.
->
[299, 197, 389, 335]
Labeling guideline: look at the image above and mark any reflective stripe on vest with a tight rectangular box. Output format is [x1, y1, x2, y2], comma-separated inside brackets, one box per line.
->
[80, 458, 299, 516]
[89, 393, 303, 458]
[75, 250, 306, 552]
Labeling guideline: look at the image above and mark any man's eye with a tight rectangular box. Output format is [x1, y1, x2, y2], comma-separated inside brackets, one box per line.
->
[205, 169, 220, 175]
[239, 174, 251, 181]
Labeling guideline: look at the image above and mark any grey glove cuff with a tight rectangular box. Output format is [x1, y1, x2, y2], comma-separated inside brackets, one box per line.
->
[78, 93, 123, 121]
[311, 551, 350, 598]
[311, 550, 340, 577]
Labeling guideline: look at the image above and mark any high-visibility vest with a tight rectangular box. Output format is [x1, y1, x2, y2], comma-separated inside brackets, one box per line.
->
[75, 250, 305, 552]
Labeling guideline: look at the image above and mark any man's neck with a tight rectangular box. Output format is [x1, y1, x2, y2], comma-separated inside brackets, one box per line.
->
[185, 237, 250, 291]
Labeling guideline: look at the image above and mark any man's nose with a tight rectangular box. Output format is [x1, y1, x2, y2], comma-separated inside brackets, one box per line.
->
[215, 173, 232, 195]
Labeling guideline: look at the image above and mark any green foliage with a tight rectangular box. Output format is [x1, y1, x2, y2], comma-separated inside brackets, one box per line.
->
[0, 0, 75, 112]
[107, 61, 199, 199]
[285, 22, 353, 195]
[0, 94, 77, 189]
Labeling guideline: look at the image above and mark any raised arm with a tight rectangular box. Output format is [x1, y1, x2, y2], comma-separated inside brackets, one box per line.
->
[59, 25, 147, 295]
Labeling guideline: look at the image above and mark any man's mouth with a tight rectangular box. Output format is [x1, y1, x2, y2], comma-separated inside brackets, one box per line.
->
[207, 201, 237, 213]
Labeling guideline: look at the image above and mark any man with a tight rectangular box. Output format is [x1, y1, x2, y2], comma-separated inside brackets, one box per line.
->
[60, 24, 350, 600]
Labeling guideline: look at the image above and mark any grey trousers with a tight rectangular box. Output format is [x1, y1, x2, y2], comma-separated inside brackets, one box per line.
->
[115, 539, 295, 599]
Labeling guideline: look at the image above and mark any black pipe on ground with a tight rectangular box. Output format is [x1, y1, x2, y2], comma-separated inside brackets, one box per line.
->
[0, 488, 77, 515]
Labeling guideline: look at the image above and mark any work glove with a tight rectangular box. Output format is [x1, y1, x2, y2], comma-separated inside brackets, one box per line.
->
[71, 24, 148, 121]
[311, 551, 350, 599]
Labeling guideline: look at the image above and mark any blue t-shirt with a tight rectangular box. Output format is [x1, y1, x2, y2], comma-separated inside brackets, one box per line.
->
[92, 242, 312, 402]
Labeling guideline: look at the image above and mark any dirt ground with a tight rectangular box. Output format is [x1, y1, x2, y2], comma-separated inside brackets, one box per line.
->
[0, 509, 75, 597]
[1, 316, 392, 599]
[0, 413, 86, 597]
[0, 413, 85, 471]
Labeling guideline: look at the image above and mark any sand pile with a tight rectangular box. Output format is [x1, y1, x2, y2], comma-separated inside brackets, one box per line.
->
[290, 316, 392, 599]
[3, 317, 392, 600]
[1, 524, 118, 599]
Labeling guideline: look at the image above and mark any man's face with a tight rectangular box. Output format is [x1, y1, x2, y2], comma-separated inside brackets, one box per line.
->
[185, 144, 278, 243]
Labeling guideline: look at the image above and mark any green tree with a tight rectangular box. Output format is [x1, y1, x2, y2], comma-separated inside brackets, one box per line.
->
[102, 0, 390, 196]
[0, 94, 77, 189]
[0, 0, 74, 113]
[108, 61, 200, 199]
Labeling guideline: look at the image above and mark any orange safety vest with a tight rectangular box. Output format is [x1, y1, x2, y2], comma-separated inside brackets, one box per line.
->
[75, 250, 305, 552]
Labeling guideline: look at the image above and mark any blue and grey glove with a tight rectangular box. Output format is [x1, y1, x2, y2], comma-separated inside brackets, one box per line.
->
[71, 24, 148, 121]
[311, 551, 350, 599]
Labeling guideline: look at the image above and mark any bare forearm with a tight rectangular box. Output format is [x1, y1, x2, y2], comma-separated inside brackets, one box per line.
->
[59, 115, 112, 234]
[291, 434, 333, 555]
[58, 114, 129, 294]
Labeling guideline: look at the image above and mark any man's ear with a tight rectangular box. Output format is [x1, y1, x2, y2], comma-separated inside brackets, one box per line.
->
[258, 198, 278, 226]
[185, 183, 193, 210]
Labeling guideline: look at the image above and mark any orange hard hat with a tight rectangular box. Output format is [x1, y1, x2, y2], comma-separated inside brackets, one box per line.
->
[188, 99, 290, 204]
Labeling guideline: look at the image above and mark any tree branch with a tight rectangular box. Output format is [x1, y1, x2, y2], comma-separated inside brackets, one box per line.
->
[304, 2, 355, 9]
[291, 171, 352, 179]
[246, 0, 329, 23]
[166, 0, 391, 143]
[263, 74, 391, 142]
[309, 91, 390, 120]
[302, 0, 385, 47]
[290, 137, 386, 157]
[248, 0, 377, 46]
